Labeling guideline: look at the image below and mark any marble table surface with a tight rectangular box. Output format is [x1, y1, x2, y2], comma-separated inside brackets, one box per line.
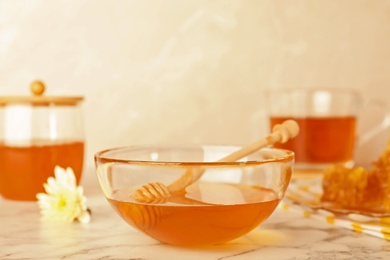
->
[1, 170, 389, 260]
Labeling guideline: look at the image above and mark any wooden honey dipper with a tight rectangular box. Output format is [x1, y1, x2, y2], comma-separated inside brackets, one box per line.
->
[131, 119, 299, 204]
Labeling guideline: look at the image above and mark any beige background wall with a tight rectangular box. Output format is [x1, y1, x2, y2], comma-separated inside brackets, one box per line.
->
[1, 0, 390, 169]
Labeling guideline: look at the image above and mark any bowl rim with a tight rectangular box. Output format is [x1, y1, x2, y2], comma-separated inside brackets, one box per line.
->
[94, 144, 295, 167]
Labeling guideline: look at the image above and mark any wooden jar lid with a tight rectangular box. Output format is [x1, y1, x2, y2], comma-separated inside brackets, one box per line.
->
[0, 80, 84, 106]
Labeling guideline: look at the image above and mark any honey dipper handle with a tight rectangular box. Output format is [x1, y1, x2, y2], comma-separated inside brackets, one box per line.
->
[219, 119, 299, 162]
[167, 120, 299, 192]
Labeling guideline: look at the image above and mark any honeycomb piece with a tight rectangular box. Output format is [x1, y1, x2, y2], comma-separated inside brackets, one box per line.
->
[370, 141, 390, 212]
[321, 140, 390, 213]
[321, 166, 370, 207]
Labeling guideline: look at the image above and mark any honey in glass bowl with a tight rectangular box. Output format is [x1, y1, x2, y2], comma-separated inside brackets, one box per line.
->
[95, 145, 294, 246]
[0, 80, 85, 201]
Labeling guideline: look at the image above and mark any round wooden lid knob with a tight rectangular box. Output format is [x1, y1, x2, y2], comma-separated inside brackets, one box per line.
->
[30, 80, 45, 96]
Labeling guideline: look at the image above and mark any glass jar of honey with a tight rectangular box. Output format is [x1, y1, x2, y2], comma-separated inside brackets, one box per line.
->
[0, 80, 85, 201]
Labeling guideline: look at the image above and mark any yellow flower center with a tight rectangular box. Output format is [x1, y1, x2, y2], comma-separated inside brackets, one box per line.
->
[57, 197, 67, 209]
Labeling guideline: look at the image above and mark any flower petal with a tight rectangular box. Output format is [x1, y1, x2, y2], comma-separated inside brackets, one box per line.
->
[36, 166, 91, 223]
[77, 210, 91, 223]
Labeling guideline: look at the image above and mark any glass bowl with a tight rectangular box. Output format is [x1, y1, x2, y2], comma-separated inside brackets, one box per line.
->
[94, 145, 294, 246]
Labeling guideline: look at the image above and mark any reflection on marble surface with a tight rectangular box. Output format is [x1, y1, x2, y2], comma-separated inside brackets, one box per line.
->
[1, 170, 389, 260]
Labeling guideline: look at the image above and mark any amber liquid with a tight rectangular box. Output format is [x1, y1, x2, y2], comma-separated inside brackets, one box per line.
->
[107, 183, 280, 246]
[270, 116, 356, 164]
[0, 140, 84, 201]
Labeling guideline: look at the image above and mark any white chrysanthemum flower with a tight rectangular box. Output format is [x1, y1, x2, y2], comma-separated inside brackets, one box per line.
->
[36, 166, 91, 223]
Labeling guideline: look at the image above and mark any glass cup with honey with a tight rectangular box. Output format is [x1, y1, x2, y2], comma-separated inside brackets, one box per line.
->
[0, 80, 85, 201]
[267, 88, 390, 172]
